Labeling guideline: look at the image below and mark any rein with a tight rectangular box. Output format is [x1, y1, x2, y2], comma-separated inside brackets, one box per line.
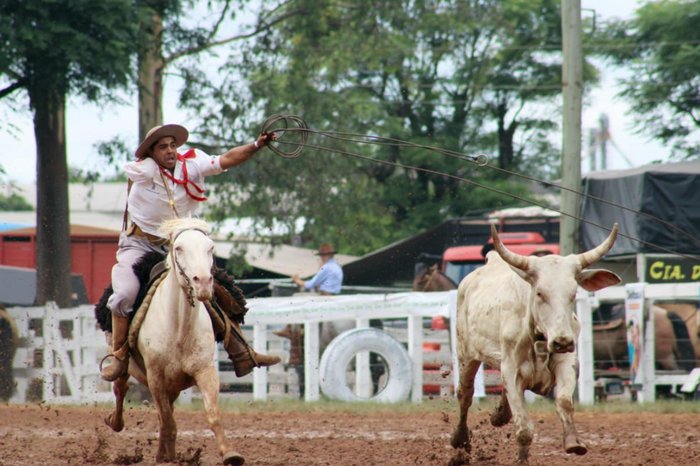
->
[169, 227, 210, 308]
[420, 269, 437, 292]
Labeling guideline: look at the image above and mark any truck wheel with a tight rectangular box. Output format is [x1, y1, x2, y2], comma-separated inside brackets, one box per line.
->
[319, 327, 412, 403]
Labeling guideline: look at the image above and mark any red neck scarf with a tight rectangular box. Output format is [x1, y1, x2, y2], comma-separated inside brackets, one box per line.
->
[159, 149, 207, 202]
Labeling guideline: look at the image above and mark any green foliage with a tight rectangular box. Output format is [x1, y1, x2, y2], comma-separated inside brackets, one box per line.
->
[0, 0, 139, 100]
[0, 192, 33, 211]
[595, 0, 700, 158]
[0, 0, 145, 304]
[179, 0, 582, 255]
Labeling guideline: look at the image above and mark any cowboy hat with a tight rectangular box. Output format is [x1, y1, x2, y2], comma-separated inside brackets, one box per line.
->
[135, 124, 189, 159]
[314, 243, 337, 256]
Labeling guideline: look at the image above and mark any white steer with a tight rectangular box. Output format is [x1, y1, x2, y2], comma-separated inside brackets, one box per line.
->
[451, 223, 620, 464]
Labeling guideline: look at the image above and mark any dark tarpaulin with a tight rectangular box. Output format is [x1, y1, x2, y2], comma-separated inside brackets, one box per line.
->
[581, 160, 700, 256]
[343, 215, 560, 286]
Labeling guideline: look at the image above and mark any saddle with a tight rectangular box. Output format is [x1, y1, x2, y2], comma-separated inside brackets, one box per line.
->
[592, 303, 626, 332]
[94, 251, 248, 338]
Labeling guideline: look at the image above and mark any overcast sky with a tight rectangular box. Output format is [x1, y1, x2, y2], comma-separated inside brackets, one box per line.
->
[0, 0, 662, 185]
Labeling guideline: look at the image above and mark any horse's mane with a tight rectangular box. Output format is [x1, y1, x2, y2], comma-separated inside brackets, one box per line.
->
[159, 217, 211, 239]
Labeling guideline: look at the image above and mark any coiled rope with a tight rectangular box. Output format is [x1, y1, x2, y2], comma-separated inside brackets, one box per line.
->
[259, 114, 700, 260]
[260, 114, 308, 159]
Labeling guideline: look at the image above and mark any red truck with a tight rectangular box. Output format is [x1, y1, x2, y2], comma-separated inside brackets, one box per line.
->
[441, 231, 560, 285]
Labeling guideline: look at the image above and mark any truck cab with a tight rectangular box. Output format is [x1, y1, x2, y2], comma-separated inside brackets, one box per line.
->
[442, 231, 560, 284]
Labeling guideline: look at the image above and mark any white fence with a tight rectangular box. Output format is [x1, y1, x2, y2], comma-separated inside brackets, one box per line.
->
[243, 291, 454, 402]
[8, 302, 112, 404]
[6, 284, 698, 405]
[7, 292, 454, 405]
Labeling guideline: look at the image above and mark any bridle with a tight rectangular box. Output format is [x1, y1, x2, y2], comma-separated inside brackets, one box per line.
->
[417, 267, 437, 292]
[169, 227, 210, 307]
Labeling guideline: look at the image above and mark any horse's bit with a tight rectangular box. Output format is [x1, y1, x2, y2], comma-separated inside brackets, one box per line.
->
[170, 227, 210, 307]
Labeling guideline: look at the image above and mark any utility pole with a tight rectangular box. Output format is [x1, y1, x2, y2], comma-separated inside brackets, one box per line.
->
[588, 128, 597, 172]
[560, 0, 583, 256]
[599, 113, 609, 170]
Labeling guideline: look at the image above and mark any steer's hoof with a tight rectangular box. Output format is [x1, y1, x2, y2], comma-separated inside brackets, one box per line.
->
[223, 450, 245, 465]
[104, 413, 124, 432]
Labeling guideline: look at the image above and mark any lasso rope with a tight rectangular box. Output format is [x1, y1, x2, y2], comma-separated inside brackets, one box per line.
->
[260, 114, 308, 159]
[260, 114, 700, 261]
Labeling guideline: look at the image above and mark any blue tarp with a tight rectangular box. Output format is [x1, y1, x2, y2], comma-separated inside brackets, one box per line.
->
[0, 223, 28, 233]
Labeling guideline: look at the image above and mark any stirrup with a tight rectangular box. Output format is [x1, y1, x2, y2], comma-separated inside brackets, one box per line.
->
[99, 352, 129, 381]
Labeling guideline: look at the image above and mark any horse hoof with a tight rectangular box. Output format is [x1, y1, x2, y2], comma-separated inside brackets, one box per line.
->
[490, 409, 511, 427]
[223, 450, 245, 465]
[564, 435, 587, 455]
[565, 444, 588, 456]
[104, 413, 124, 432]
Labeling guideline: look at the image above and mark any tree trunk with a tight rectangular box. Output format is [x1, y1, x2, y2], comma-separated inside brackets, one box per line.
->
[496, 100, 517, 170]
[138, 11, 164, 140]
[30, 86, 72, 307]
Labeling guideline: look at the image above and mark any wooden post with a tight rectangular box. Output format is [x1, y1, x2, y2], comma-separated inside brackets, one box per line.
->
[560, 0, 583, 256]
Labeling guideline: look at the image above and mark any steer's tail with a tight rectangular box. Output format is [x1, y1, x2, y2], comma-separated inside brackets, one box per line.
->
[668, 311, 696, 372]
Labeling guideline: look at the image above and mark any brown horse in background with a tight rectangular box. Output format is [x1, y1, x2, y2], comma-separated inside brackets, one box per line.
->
[592, 302, 697, 372]
[412, 263, 457, 292]
[658, 301, 700, 364]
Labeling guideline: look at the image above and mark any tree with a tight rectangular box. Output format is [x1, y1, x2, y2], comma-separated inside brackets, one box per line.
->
[135, 0, 304, 139]
[598, 0, 700, 158]
[0, 1, 137, 305]
[182, 0, 598, 254]
[0, 192, 33, 211]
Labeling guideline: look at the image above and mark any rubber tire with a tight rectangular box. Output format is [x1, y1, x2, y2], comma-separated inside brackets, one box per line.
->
[319, 327, 412, 403]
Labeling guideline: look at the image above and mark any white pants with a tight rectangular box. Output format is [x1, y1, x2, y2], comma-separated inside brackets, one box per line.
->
[106, 232, 168, 317]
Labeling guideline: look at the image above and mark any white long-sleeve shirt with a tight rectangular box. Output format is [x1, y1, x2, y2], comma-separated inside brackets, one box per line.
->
[125, 148, 225, 237]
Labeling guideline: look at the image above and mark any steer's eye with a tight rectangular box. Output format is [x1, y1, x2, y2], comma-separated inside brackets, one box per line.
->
[536, 290, 546, 302]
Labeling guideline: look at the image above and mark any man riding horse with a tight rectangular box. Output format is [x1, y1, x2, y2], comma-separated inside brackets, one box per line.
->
[100, 124, 280, 383]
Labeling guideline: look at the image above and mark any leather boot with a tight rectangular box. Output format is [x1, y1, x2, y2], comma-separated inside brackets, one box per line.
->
[225, 321, 281, 377]
[100, 315, 130, 382]
[273, 324, 293, 339]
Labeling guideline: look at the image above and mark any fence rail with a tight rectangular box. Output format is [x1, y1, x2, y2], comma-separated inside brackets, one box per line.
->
[6, 283, 698, 405]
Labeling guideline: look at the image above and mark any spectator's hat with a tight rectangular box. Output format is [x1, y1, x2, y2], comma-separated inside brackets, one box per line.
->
[135, 124, 189, 159]
[315, 243, 337, 256]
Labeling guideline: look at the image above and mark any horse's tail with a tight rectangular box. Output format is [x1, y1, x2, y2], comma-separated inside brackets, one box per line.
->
[668, 311, 696, 372]
[94, 285, 114, 332]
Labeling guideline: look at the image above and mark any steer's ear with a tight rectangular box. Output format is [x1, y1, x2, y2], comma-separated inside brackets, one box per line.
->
[576, 269, 621, 292]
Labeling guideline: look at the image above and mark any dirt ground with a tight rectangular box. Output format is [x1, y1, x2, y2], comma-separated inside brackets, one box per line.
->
[1, 401, 699, 466]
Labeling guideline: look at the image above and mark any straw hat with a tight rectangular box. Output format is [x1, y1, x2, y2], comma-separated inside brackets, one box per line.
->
[314, 243, 337, 256]
[135, 124, 189, 159]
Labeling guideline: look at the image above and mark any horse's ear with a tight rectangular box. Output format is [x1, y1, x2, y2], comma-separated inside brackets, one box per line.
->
[414, 262, 427, 276]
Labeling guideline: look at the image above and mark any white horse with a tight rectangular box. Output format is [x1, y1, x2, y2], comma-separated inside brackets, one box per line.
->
[105, 218, 243, 465]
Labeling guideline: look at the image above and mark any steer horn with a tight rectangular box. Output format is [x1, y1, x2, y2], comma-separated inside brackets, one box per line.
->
[491, 224, 530, 271]
[576, 223, 619, 269]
